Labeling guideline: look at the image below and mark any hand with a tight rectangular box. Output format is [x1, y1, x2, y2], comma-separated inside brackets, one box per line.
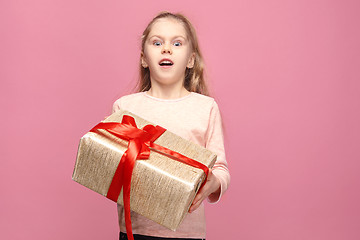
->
[188, 169, 221, 213]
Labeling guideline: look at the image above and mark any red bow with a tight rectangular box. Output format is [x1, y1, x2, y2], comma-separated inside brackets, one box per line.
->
[90, 115, 209, 240]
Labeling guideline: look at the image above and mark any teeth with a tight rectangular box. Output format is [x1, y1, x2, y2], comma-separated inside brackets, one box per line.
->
[160, 60, 173, 65]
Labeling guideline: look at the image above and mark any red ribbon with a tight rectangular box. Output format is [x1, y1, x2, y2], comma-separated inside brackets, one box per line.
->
[90, 115, 209, 240]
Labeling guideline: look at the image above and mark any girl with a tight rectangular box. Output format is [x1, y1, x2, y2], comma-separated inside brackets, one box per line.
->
[112, 11, 230, 240]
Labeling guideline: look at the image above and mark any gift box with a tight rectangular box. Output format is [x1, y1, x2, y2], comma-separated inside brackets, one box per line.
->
[72, 109, 217, 232]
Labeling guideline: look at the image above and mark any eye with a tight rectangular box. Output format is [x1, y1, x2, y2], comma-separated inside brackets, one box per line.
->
[153, 40, 162, 46]
[173, 41, 182, 46]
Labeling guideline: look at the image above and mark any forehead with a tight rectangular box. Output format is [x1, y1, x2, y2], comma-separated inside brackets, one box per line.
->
[148, 18, 188, 39]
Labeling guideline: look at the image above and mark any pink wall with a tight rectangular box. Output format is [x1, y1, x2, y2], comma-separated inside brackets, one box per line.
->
[1, 0, 360, 239]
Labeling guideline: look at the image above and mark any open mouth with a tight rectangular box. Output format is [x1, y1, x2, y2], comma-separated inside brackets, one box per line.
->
[159, 59, 174, 66]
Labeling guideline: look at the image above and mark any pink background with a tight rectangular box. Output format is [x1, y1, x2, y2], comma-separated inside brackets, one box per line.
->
[1, 0, 360, 239]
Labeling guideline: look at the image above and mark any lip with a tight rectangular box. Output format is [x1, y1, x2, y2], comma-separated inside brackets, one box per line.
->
[159, 58, 174, 68]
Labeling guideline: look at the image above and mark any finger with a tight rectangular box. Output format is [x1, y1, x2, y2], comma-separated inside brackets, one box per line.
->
[189, 187, 209, 213]
[194, 172, 213, 202]
[204, 168, 213, 183]
[189, 169, 213, 213]
[192, 190, 203, 205]
[189, 196, 204, 213]
[189, 191, 203, 213]
[191, 195, 202, 210]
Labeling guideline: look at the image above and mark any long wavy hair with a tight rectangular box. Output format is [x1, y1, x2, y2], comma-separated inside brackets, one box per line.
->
[137, 11, 209, 96]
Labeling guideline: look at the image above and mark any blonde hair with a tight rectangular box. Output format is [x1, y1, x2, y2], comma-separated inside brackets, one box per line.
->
[137, 11, 209, 96]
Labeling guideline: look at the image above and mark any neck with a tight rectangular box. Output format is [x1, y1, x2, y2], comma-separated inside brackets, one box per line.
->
[147, 80, 190, 100]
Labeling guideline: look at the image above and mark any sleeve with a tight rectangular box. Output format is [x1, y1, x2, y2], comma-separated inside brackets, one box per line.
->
[112, 98, 122, 113]
[205, 100, 230, 204]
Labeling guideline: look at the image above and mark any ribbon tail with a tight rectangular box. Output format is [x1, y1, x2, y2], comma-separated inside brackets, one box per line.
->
[106, 153, 126, 202]
[123, 139, 142, 240]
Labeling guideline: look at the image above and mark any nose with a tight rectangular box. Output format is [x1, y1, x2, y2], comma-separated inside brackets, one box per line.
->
[161, 43, 172, 54]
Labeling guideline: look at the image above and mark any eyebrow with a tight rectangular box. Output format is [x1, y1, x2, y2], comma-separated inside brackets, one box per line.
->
[148, 35, 187, 41]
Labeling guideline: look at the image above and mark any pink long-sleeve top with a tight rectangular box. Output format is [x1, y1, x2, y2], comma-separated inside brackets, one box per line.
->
[112, 91, 230, 239]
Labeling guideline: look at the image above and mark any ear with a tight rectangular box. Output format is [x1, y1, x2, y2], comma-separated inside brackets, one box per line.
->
[187, 52, 195, 68]
[141, 52, 148, 68]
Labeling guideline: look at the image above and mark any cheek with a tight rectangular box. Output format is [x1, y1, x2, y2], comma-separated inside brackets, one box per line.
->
[144, 49, 157, 65]
[181, 53, 192, 67]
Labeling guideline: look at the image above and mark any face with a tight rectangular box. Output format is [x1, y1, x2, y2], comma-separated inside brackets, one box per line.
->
[141, 18, 195, 87]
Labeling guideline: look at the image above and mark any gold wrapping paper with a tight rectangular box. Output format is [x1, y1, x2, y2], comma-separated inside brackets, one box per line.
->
[72, 110, 217, 230]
